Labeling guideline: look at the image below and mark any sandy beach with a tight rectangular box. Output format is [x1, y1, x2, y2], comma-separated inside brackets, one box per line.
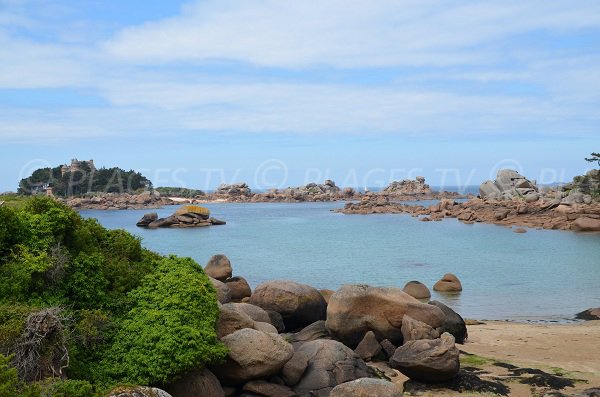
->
[387, 320, 600, 396]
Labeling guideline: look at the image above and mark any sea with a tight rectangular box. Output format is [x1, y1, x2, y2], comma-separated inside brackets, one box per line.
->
[80, 194, 600, 322]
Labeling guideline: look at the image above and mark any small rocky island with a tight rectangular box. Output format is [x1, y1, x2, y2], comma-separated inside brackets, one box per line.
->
[136, 205, 226, 228]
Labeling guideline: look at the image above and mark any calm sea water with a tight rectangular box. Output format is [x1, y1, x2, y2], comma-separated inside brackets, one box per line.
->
[80, 202, 600, 322]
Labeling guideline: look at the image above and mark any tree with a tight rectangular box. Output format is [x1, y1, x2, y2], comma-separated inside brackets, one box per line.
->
[585, 152, 600, 167]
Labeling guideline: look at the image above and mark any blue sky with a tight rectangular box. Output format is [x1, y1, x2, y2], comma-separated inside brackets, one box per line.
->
[1, 0, 599, 191]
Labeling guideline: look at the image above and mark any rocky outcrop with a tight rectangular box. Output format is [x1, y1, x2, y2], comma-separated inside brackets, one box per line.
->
[213, 328, 294, 385]
[210, 277, 232, 304]
[401, 315, 440, 342]
[330, 378, 402, 397]
[137, 205, 225, 228]
[293, 339, 373, 397]
[205, 254, 233, 281]
[572, 217, 600, 231]
[325, 285, 445, 347]
[64, 191, 175, 210]
[382, 176, 431, 195]
[354, 331, 383, 361]
[215, 182, 252, 196]
[433, 273, 463, 292]
[390, 332, 460, 383]
[479, 169, 539, 200]
[249, 280, 327, 330]
[165, 368, 224, 397]
[403, 280, 431, 300]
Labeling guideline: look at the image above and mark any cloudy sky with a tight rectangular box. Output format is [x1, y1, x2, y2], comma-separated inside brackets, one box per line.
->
[1, 0, 599, 191]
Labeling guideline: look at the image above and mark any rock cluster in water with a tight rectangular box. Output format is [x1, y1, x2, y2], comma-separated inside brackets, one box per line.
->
[61, 191, 175, 210]
[339, 169, 600, 232]
[162, 254, 468, 396]
[136, 205, 226, 228]
[382, 176, 431, 195]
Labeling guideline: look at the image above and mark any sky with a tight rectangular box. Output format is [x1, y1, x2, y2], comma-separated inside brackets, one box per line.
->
[0, 0, 599, 192]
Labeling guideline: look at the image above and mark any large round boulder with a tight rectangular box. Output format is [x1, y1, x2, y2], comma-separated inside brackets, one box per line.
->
[216, 303, 256, 338]
[433, 273, 463, 292]
[249, 280, 327, 330]
[165, 368, 224, 397]
[325, 285, 445, 347]
[205, 254, 233, 281]
[330, 378, 402, 397]
[213, 328, 294, 385]
[429, 300, 468, 344]
[231, 302, 271, 324]
[573, 217, 600, 232]
[403, 280, 431, 300]
[293, 339, 372, 397]
[390, 332, 460, 383]
[225, 276, 252, 301]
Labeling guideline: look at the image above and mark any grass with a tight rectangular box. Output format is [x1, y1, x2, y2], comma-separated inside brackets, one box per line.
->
[460, 352, 495, 367]
[0, 194, 29, 209]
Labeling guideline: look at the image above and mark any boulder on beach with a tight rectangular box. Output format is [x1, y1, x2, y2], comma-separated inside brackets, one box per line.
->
[210, 277, 232, 304]
[325, 285, 445, 347]
[293, 339, 373, 397]
[433, 273, 463, 292]
[401, 315, 440, 342]
[249, 280, 327, 330]
[330, 378, 402, 397]
[403, 280, 431, 300]
[390, 332, 460, 383]
[354, 330, 382, 361]
[282, 350, 310, 387]
[572, 217, 600, 232]
[429, 300, 468, 344]
[576, 308, 600, 321]
[205, 254, 233, 281]
[216, 303, 256, 339]
[212, 328, 294, 385]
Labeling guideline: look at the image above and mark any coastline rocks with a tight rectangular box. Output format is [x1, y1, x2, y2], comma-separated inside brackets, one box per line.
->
[325, 285, 446, 347]
[249, 281, 327, 330]
[293, 339, 373, 397]
[403, 280, 431, 300]
[216, 303, 256, 338]
[210, 277, 232, 304]
[216, 182, 252, 196]
[401, 315, 440, 342]
[479, 169, 538, 200]
[354, 331, 383, 361]
[64, 191, 172, 210]
[213, 328, 294, 385]
[390, 332, 460, 383]
[330, 378, 402, 397]
[165, 368, 224, 397]
[108, 387, 172, 397]
[224, 276, 252, 301]
[433, 273, 463, 292]
[136, 212, 158, 226]
[205, 254, 233, 281]
[575, 308, 600, 321]
[242, 380, 297, 397]
[382, 177, 431, 195]
[572, 217, 600, 232]
[429, 300, 468, 344]
[286, 321, 332, 347]
[282, 351, 310, 386]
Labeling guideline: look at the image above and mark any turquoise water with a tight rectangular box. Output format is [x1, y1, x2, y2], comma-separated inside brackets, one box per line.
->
[80, 202, 600, 322]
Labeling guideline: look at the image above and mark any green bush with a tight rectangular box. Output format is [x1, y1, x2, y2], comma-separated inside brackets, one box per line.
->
[0, 197, 225, 391]
[0, 354, 19, 397]
[101, 256, 227, 385]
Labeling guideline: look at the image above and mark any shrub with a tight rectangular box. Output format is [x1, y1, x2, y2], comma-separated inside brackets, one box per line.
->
[100, 256, 226, 385]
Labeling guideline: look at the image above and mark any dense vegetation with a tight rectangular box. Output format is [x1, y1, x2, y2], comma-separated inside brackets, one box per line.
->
[154, 187, 205, 198]
[0, 197, 226, 396]
[18, 163, 151, 197]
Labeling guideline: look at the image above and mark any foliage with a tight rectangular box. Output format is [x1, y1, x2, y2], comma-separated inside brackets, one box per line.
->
[100, 256, 227, 385]
[18, 163, 151, 197]
[585, 152, 600, 166]
[0, 197, 224, 392]
[155, 187, 205, 198]
[0, 354, 19, 397]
